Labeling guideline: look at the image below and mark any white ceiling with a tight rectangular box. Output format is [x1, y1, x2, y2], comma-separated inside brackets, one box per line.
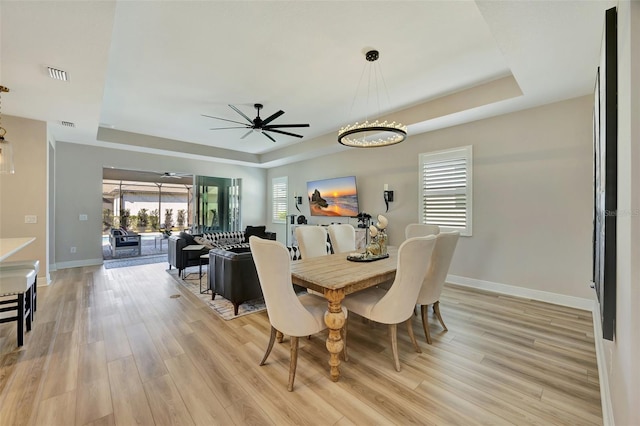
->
[1, 0, 614, 168]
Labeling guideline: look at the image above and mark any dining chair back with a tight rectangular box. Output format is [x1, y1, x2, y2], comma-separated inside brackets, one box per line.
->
[249, 236, 342, 391]
[417, 231, 459, 344]
[295, 226, 328, 259]
[369, 236, 438, 324]
[342, 235, 437, 371]
[327, 224, 356, 254]
[405, 223, 440, 239]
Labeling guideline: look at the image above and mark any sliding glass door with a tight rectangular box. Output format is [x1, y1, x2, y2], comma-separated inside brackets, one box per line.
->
[194, 176, 241, 233]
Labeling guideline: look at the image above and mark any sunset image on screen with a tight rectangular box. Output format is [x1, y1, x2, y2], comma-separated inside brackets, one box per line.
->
[307, 176, 359, 217]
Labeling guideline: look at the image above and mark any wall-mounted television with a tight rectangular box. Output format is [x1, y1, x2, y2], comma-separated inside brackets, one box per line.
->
[306, 176, 359, 217]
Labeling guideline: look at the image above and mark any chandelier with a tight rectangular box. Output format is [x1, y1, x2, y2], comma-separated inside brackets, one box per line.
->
[338, 50, 407, 148]
[0, 85, 14, 174]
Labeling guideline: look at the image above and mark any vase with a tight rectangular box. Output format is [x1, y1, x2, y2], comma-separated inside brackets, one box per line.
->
[366, 241, 381, 257]
[378, 230, 388, 255]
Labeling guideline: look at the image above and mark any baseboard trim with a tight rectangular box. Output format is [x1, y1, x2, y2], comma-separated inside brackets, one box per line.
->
[590, 299, 614, 426]
[446, 274, 594, 311]
[55, 258, 103, 270]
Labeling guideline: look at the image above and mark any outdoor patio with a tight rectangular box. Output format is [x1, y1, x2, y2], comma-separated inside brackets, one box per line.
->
[102, 233, 169, 260]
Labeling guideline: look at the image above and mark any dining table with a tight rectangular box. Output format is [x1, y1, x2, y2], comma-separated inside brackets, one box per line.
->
[290, 246, 398, 382]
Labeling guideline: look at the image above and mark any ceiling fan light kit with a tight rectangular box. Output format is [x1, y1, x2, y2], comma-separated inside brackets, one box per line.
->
[204, 103, 309, 143]
[338, 49, 407, 148]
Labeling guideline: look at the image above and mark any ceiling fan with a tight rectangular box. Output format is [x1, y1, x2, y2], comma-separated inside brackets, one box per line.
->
[203, 103, 310, 143]
[159, 172, 191, 179]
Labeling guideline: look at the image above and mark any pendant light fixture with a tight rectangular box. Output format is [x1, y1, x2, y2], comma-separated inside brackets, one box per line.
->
[338, 50, 407, 148]
[0, 86, 14, 174]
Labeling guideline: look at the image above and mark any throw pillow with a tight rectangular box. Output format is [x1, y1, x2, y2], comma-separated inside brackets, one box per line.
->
[244, 225, 267, 242]
[194, 236, 215, 249]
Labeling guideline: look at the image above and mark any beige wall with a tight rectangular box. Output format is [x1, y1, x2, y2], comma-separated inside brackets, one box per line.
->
[603, 1, 640, 424]
[269, 95, 594, 300]
[54, 142, 268, 268]
[0, 115, 48, 280]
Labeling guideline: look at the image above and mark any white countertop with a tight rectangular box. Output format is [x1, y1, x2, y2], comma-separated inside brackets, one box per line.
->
[0, 237, 36, 262]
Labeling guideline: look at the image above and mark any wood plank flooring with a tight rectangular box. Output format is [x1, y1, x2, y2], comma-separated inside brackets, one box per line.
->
[0, 263, 602, 425]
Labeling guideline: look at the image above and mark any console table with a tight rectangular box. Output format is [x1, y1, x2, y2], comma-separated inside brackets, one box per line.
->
[290, 225, 366, 250]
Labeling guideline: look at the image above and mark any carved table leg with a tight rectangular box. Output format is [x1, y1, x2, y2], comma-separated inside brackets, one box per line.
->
[324, 289, 346, 382]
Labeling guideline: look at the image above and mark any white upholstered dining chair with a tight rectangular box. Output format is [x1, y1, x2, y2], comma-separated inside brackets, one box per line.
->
[342, 235, 437, 372]
[295, 226, 328, 259]
[405, 223, 440, 239]
[327, 224, 356, 254]
[294, 226, 330, 297]
[416, 231, 459, 344]
[249, 236, 347, 391]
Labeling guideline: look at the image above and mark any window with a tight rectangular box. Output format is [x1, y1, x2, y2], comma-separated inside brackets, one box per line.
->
[419, 145, 473, 236]
[272, 176, 288, 224]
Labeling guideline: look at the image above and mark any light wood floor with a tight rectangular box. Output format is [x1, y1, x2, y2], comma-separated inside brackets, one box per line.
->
[0, 263, 602, 425]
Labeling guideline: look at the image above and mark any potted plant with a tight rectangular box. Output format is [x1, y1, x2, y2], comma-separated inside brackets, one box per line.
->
[137, 208, 149, 232]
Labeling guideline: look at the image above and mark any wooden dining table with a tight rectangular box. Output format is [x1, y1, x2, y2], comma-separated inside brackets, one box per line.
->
[290, 246, 398, 382]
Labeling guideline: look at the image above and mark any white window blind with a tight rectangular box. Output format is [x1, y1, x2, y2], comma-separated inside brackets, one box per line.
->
[419, 146, 472, 236]
[272, 176, 288, 224]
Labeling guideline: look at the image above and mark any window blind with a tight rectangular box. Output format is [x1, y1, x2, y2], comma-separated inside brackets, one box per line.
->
[272, 176, 288, 223]
[419, 146, 472, 236]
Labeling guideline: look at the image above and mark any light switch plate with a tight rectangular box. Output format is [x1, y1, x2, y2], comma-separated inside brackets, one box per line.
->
[25, 215, 37, 224]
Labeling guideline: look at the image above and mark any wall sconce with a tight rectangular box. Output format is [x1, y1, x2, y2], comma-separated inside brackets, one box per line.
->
[294, 193, 302, 212]
[383, 184, 394, 212]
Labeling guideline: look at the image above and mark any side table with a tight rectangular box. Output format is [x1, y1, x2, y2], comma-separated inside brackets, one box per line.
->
[199, 253, 209, 294]
[182, 245, 205, 279]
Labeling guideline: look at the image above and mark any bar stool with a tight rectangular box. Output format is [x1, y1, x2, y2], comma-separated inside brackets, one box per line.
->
[0, 259, 39, 321]
[0, 268, 36, 346]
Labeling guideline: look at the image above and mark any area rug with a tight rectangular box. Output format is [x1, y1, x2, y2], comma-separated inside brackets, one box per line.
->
[104, 254, 167, 269]
[167, 268, 268, 320]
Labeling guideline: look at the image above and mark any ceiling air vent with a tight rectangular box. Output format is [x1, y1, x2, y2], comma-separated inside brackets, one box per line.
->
[47, 67, 68, 81]
[60, 121, 75, 127]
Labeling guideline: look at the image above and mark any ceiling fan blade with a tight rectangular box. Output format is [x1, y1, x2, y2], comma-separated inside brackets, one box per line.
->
[264, 123, 310, 129]
[266, 128, 304, 138]
[210, 126, 250, 130]
[262, 132, 277, 143]
[240, 129, 253, 139]
[201, 114, 248, 126]
[228, 104, 253, 123]
[261, 110, 285, 126]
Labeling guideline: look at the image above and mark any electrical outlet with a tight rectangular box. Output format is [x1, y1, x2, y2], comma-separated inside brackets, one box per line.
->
[70, 247, 77, 253]
[25, 215, 37, 224]
[79, 214, 88, 221]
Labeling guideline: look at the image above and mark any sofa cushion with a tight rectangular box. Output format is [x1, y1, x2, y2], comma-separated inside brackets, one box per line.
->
[194, 236, 215, 249]
[243, 225, 267, 242]
[208, 231, 244, 247]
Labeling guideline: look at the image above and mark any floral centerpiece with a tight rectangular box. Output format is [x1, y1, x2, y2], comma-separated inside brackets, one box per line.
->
[366, 214, 389, 257]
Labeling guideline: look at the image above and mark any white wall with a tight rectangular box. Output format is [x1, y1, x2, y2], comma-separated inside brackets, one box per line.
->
[603, 1, 640, 425]
[0, 115, 48, 281]
[54, 142, 267, 268]
[268, 95, 594, 300]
